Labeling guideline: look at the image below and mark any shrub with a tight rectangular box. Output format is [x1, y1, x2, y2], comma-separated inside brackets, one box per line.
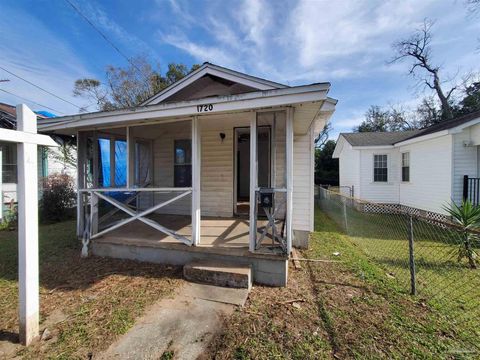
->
[0, 201, 17, 231]
[41, 173, 76, 223]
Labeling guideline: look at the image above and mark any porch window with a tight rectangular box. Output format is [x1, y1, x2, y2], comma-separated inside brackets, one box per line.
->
[373, 154, 388, 182]
[401, 152, 410, 182]
[174, 139, 192, 187]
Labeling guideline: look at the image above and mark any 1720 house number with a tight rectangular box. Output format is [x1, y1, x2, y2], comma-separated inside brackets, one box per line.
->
[197, 104, 213, 112]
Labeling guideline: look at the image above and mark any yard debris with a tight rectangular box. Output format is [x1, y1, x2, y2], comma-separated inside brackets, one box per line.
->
[291, 302, 302, 309]
[386, 272, 395, 279]
[278, 298, 306, 305]
[41, 328, 52, 341]
[291, 249, 302, 269]
[332, 251, 341, 256]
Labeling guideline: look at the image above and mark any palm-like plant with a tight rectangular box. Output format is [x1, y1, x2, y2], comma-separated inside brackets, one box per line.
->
[443, 200, 480, 269]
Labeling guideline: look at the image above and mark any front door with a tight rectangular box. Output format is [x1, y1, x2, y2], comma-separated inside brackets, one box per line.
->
[234, 127, 270, 215]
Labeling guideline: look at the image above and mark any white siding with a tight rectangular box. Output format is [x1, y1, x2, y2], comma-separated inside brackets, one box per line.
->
[398, 135, 452, 213]
[359, 148, 400, 203]
[338, 142, 360, 197]
[452, 129, 478, 204]
[292, 128, 313, 231]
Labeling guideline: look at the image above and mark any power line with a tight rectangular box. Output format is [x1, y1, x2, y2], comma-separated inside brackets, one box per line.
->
[0, 88, 65, 115]
[64, 0, 146, 77]
[0, 66, 82, 110]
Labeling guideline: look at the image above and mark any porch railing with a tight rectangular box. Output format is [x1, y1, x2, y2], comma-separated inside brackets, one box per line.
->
[79, 187, 192, 256]
[463, 175, 480, 206]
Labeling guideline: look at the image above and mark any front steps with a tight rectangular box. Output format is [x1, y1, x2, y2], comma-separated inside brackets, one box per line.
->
[183, 261, 252, 289]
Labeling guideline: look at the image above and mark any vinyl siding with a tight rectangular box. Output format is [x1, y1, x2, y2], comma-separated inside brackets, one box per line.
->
[398, 134, 452, 213]
[292, 128, 313, 231]
[338, 142, 360, 197]
[452, 129, 478, 204]
[359, 148, 400, 203]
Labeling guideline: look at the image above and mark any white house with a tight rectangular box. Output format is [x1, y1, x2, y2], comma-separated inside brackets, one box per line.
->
[38, 63, 337, 286]
[333, 110, 480, 215]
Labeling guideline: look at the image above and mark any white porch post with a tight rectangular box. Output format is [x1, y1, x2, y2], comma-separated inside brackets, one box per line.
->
[249, 111, 258, 252]
[286, 107, 294, 255]
[76, 131, 86, 238]
[191, 116, 201, 246]
[17, 104, 39, 345]
[127, 126, 134, 187]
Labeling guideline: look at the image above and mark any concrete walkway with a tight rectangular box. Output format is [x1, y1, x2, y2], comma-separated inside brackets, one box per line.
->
[98, 282, 249, 360]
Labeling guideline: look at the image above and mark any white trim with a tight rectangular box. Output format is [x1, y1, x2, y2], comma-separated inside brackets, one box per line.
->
[38, 84, 331, 133]
[191, 116, 201, 246]
[447, 116, 480, 133]
[142, 63, 287, 105]
[286, 107, 294, 255]
[395, 130, 449, 146]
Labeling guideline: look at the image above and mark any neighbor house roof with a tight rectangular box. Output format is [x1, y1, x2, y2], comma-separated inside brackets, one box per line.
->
[0, 102, 53, 130]
[340, 130, 421, 146]
[339, 110, 480, 147]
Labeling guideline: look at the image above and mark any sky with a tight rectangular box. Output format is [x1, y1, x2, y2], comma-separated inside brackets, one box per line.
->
[0, 0, 479, 139]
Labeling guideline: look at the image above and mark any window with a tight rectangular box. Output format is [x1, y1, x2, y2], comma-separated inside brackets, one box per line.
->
[1, 143, 17, 183]
[402, 152, 410, 182]
[373, 154, 388, 182]
[174, 139, 192, 187]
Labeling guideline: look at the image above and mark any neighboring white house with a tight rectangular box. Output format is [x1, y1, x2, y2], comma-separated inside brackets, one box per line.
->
[333, 110, 480, 215]
[0, 102, 76, 215]
[38, 62, 337, 286]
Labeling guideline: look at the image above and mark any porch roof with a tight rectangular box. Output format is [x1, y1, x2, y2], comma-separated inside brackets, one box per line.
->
[38, 83, 337, 136]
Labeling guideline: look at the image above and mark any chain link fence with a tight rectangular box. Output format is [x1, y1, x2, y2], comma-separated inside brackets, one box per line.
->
[315, 186, 480, 350]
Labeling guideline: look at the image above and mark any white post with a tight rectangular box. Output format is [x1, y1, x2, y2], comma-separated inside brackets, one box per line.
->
[16, 104, 39, 345]
[127, 126, 134, 188]
[286, 107, 294, 255]
[76, 131, 86, 238]
[249, 112, 258, 252]
[191, 116, 201, 246]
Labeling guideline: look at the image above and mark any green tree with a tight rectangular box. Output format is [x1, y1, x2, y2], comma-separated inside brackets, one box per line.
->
[315, 140, 338, 185]
[354, 105, 416, 132]
[74, 55, 200, 111]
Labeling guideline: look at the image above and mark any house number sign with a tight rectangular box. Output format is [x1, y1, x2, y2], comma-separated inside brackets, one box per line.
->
[197, 104, 214, 112]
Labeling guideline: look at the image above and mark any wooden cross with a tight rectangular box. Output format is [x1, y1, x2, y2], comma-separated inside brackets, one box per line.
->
[4, 105, 59, 346]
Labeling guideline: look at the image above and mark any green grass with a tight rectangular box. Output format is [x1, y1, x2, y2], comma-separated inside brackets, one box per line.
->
[318, 199, 480, 352]
[0, 220, 182, 359]
[207, 208, 478, 358]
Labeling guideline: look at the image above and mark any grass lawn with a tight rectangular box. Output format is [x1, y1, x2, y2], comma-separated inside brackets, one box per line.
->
[0, 220, 183, 359]
[205, 209, 478, 359]
[320, 198, 480, 347]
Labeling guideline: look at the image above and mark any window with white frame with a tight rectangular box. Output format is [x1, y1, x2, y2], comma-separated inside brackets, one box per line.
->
[402, 152, 410, 182]
[373, 154, 388, 182]
[174, 139, 192, 187]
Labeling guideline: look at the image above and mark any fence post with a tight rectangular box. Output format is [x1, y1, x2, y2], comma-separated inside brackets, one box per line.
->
[408, 214, 416, 295]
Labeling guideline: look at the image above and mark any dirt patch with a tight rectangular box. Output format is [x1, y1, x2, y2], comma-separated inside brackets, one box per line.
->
[1, 246, 183, 359]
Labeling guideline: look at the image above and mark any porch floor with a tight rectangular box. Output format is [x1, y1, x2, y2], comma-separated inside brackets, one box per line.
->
[95, 214, 285, 257]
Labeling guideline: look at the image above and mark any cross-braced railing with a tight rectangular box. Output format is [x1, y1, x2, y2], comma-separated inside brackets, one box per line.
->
[79, 187, 192, 256]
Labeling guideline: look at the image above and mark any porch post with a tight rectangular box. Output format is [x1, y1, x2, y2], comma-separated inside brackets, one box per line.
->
[249, 111, 258, 252]
[286, 107, 294, 255]
[17, 104, 39, 345]
[127, 126, 134, 187]
[91, 132, 99, 235]
[76, 131, 86, 237]
[191, 116, 201, 246]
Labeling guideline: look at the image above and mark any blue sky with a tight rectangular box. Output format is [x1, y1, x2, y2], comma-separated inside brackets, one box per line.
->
[0, 0, 479, 138]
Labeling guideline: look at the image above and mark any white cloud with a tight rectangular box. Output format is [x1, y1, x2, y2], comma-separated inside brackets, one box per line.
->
[0, 5, 93, 114]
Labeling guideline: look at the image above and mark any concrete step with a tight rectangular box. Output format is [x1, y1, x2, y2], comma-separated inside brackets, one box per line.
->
[183, 261, 252, 290]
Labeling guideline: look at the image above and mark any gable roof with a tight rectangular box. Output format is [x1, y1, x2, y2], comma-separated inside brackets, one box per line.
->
[142, 62, 289, 105]
[339, 110, 480, 148]
[340, 130, 421, 146]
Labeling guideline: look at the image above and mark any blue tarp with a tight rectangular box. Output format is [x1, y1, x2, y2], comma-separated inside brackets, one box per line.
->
[99, 138, 127, 189]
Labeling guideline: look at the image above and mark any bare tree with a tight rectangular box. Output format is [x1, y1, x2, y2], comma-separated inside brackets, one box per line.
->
[315, 122, 332, 147]
[390, 19, 456, 120]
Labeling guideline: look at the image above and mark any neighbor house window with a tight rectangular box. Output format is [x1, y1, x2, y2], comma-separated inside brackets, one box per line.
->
[401, 152, 410, 182]
[174, 139, 192, 187]
[1, 143, 17, 183]
[373, 154, 388, 182]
